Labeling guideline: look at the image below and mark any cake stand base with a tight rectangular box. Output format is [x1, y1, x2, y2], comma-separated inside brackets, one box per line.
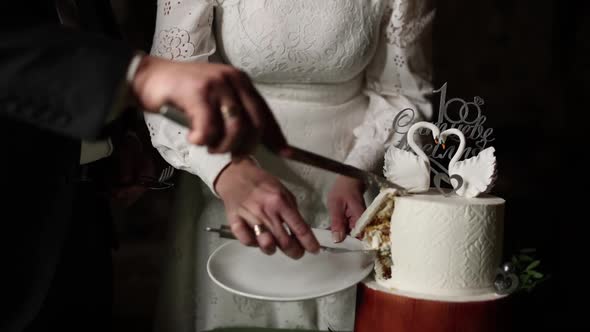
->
[354, 282, 511, 332]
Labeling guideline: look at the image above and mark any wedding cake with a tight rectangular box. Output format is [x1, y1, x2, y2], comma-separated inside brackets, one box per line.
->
[349, 120, 506, 302]
[353, 114, 508, 331]
[351, 188, 505, 301]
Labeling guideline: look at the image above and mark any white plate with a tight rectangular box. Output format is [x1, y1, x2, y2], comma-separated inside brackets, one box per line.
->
[207, 228, 374, 301]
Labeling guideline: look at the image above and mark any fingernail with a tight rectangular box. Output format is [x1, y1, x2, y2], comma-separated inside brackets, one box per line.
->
[332, 231, 344, 243]
[293, 250, 305, 260]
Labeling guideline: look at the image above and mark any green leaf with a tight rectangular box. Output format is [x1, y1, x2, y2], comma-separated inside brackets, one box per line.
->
[526, 260, 541, 271]
[518, 254, 534, 262]
[530, 271, 544, 279]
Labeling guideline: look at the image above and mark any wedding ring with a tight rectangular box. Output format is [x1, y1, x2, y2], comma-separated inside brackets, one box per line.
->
[220, 104, 239, 120]
[253, 224, 266, 237]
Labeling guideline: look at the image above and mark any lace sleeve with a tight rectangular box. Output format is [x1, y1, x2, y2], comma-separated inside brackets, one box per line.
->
[144, 0, 231, 195]
[343, 0, 435, 172]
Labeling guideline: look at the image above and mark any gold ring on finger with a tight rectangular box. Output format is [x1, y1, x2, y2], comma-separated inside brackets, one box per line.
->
[253, 224, 266, 237]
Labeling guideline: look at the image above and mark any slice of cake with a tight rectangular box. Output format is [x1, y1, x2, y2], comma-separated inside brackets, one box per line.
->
[352, 189, 505, 301]
[352, 189, 399, 281]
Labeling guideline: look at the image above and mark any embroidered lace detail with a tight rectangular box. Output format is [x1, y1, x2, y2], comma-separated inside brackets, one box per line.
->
[152, 28, 197, 60]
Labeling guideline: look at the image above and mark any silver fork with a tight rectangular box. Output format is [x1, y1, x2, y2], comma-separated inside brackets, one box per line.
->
[321, 247, 377, 254]
[133, 165, 175, 190]
[158, 166, 175, 183]
[205, 226, 376, 254]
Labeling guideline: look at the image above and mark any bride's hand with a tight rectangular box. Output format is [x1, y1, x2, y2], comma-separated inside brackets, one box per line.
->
[327, 176, 366, 243]
[215, 158, 320, 259]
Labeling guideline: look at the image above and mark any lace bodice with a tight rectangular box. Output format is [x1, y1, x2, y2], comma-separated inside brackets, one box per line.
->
[215, 0, 381, 83]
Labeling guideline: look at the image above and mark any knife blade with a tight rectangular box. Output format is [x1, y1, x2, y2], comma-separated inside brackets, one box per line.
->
[158, 104, 406, 191]
[280, 145, 405, 191]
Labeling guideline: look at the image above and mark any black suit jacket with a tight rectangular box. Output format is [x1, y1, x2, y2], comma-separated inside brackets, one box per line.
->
[0, 1, 134, 330]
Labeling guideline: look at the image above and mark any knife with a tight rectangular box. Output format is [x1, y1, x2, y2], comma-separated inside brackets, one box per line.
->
[158, 104, 406, 191]
[280, 145, 404, 191]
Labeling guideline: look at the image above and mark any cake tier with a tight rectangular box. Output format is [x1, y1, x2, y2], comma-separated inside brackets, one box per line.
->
[383, 189, 505, 298]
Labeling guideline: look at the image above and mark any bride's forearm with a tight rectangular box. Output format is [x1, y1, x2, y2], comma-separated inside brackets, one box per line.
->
[214, 158, 260, 199]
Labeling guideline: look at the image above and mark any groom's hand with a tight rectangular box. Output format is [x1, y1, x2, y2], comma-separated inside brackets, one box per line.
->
[131, 56, 288, 155]
[215, 158, 320, 259]
[327, 176, 366, 243]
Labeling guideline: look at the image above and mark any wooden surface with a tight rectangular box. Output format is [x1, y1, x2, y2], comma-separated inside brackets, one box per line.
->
[354, 283, 511, 332]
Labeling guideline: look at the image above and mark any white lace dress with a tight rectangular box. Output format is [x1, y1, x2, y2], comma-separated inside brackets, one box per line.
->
[145, 0, 434, 331]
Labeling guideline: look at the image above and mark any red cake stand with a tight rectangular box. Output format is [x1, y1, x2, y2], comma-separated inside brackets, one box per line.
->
[354, 279, 512, 332]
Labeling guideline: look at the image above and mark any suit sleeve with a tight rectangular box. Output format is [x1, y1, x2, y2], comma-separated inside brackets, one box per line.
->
[0, 25, 135, 139]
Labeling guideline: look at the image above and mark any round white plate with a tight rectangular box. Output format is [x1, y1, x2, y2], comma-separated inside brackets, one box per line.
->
[207, 229, 374, 301]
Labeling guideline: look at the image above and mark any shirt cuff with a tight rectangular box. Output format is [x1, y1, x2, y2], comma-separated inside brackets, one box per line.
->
[186, 148, 232, 197]
[185, 149, 260, 197]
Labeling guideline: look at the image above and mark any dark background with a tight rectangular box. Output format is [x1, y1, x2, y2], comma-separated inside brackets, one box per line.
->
[109, 0, 586, 330]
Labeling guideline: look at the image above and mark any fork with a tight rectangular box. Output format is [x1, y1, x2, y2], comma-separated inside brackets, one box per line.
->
[158, 165, 175, 183]
[133, 165, 176, 190]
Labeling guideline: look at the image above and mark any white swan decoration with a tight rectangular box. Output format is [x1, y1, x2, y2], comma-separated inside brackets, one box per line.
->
[384, 121, 440, 193]
[439, 128, 497, 198]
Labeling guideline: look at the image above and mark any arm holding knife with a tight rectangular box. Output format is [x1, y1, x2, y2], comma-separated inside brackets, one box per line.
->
[0, 25, 286, 155]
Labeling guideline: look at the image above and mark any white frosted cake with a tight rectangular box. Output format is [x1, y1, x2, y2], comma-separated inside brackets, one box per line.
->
[352, 188, 505, 301]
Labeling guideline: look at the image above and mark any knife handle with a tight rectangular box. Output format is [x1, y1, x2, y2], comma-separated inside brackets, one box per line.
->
[205, 226, 235, 240]
[159, 104, 192, 128]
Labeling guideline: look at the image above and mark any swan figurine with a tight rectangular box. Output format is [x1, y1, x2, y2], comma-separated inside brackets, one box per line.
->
[439, 128, 497, 198]
[384, 121, 441, 193]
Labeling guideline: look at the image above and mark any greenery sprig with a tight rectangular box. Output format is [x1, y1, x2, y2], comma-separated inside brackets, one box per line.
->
[508, 248, 550, 293]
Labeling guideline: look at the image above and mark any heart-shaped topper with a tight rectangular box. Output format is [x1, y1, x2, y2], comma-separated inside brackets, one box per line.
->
[494, 263, 519, 295]
[433, 173, 464, 197]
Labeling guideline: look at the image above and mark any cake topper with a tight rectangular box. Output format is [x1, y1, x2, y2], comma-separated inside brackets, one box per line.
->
[383, 121, 440, 193]
[439, 128, 497, 198]
[494, 262, 519, 295]
[386, 83, 497, 197]
[433, 172, 463, 197]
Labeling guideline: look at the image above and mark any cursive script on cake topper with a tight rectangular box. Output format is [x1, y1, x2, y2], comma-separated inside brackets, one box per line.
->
[391, 83, 496, 188]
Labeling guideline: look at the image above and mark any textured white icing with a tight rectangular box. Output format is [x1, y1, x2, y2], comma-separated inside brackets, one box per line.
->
[376, 189, 505, 298]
